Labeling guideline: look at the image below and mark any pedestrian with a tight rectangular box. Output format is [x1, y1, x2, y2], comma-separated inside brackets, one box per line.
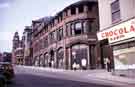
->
[49, 62, 51, 67]
[81, 58, 86, 70]
[105, 58, 111, 72]
[72, 62, 77, 70]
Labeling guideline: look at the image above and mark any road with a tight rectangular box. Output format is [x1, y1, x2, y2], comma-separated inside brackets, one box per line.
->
[7, 73, 115, 87]
[6, 66, 132, 87]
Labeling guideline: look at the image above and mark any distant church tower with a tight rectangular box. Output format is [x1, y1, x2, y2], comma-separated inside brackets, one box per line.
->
[12, 32, 20, 64]
[13, 32, 20, 50]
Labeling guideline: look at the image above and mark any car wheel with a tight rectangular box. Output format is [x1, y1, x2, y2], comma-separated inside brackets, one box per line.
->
[0, 80, 6, 87]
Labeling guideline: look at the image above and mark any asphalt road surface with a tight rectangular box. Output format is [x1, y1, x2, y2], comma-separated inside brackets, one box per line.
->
[7, 73, 115, 87]
[7, 66, 134, 87]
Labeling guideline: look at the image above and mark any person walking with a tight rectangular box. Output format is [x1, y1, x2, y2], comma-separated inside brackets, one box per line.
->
[105, 58, 111, 72]
[81, 58, 87, 70]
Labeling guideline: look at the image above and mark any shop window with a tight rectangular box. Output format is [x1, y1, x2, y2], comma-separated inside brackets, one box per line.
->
[57, 48, 64, 68]
[71, 44, 88, 69]
[111, 0, 121, 23]
[113, 41, 135, 50]
[128, 41, 135, 48]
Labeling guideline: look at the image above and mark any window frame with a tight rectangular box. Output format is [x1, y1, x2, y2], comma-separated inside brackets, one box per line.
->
[57, 27, 63, 41]
[74, 22, 83, 35]
[111, 0, 121, 23]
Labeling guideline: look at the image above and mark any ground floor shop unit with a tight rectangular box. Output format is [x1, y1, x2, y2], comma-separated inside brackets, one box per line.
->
[97, 17, 135, 78]
[32, 39, 110, 70]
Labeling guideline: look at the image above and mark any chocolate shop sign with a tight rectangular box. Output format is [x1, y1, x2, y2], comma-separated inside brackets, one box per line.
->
[97, 18, 135, 43]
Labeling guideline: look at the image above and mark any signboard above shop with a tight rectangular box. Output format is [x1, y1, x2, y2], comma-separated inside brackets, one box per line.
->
[97, 18, 135, 43]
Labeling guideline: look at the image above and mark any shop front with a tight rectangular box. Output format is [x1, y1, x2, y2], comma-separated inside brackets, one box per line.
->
[97, 18, 135, 77]
[71, 44, 89, 70]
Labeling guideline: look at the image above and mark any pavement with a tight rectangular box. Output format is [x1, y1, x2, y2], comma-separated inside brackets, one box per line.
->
[16, 65, 135, 86]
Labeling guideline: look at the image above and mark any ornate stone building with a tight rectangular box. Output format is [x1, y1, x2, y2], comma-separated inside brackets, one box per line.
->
[32, 0, 100, 70]
[12, 32, 24, 65]
[23, 26, 33, 65]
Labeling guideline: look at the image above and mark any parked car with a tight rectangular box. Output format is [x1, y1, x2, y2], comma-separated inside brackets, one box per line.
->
[0, 62, 15, 82]
[0, 72, 6, 87]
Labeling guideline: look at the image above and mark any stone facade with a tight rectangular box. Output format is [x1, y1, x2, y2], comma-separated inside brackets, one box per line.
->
[12, 32, 24, 65]
[98, 0, 135, 77]
[23, 26, 33, 65]
[32, 0, 100, 70]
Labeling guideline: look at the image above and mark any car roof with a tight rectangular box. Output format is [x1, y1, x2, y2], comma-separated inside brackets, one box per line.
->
[0, 62, 11, 65]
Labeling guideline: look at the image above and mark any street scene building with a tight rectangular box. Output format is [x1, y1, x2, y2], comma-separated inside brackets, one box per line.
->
[97, 0, 135, 77]
[0, 52, 2, 62]
[32, 0, 99, 70]
[23, 26, 33, 66]
[11, 0, 135, 74]
[2, 52, 12, 62]
[0, 52, 12, 62]
[4, 0, 135, 87]
[12, 32, 24, 65]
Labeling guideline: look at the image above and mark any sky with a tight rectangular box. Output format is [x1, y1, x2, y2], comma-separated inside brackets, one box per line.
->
[0, 0, 79, 52]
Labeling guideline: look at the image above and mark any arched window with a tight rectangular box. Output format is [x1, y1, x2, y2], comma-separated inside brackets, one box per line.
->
[35, 56, 39, 66]
[57, 48, 64, 68]
[44, 53, 49, 67]
[39, 54, 44, 67]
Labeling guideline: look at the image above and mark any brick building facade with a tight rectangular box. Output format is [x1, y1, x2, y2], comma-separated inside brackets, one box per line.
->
[32, 0, 100, 70]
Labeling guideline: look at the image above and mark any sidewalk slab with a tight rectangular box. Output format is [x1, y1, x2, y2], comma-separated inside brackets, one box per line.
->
[16, 65, 135, 85]
[87, 71, 135, 85]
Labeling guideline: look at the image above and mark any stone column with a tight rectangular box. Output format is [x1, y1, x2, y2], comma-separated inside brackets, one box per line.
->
[62, 11, 67, 19]
[84, 5, 88, 13]
[54, 51, 57, 68]
[95, 42, 102, 69]
[67, 9, 71, 17]
[68, 47, 71, 70]
[87, 45, 90, 69]
[76, 7, 79, 14]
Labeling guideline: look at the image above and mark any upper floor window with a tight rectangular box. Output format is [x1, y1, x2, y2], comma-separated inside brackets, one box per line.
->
[66, 23, 71, 36]
[83, 21, 91, 33]
[44, 36, 48, 48]
[71, 22, 83, 35]
[74, 22, 82, 35]
[49, 31, 57, 44]
[57, 27, 63, 41]
[78, 5, 84, 13]
[71, 7, 76, 15]
[111, 0, 120, 23]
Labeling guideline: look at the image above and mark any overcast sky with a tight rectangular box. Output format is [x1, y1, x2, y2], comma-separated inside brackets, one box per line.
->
[0, 0, 79, 52]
